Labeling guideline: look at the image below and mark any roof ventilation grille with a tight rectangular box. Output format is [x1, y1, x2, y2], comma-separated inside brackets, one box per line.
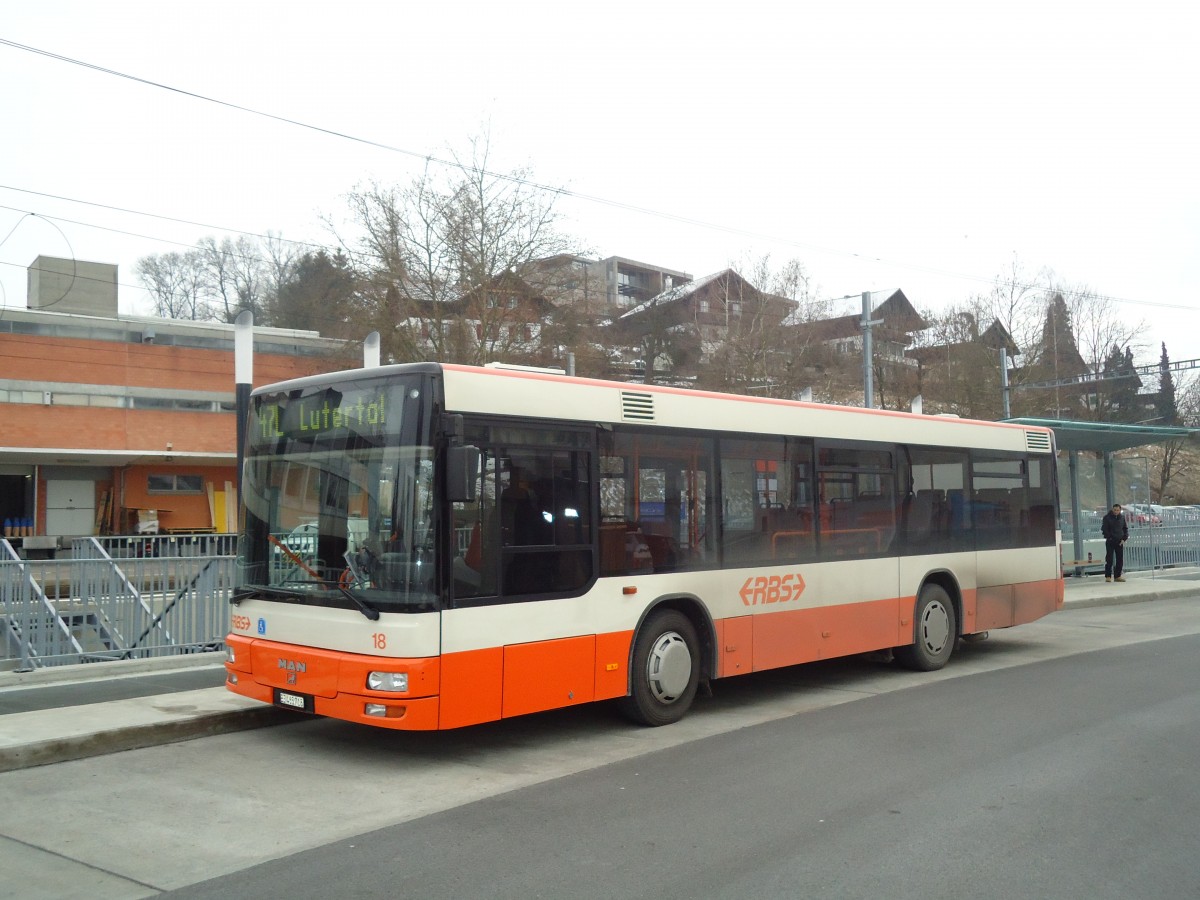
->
[621, 391, 655, 422]
[1025, 430, 1053, 453]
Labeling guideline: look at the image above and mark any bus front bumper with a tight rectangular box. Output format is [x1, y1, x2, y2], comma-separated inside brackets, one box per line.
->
[224, 634, 441, 730]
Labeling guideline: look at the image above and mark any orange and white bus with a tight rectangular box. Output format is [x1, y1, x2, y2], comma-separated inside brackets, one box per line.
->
[225, 362, 1063, 728]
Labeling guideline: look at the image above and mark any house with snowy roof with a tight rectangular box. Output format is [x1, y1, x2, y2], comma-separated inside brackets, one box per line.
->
[609, 269, 796, 381]
[787, 288, 927, 367]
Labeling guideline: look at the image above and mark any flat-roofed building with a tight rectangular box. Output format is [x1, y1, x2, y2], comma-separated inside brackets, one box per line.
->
[1, 258, 349, 542]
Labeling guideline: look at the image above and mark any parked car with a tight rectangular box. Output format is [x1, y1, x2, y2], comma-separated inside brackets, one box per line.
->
[1124, 504, 1162, 526]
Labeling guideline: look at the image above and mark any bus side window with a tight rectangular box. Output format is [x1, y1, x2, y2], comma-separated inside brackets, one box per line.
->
[500, 465, 551, 547]
[599, 451, 648, 576]
[498, 449, 593, 597]
[451, 450, 495, 600]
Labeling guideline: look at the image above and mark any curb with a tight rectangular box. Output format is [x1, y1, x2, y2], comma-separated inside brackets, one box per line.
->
[0, 689, 298, 773]
[1062, 570, 1200, 611]
[1064, 586, 1198, 610]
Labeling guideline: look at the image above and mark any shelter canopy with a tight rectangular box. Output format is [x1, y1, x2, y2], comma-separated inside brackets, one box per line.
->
[1003, 418, 1199, 453]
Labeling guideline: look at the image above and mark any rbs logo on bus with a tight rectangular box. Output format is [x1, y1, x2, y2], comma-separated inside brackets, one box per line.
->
[739, 572, 806, 607]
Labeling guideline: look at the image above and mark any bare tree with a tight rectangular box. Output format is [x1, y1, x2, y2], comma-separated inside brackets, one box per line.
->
[912, 302, 1011, 419]
[624, 292, 703, 386]
[696, 257, 791, 394]
[329, 134, 578, 365]
[261, 232, 301, 304]
[1054, 279, 1147, 379]
[195, 236, 275, 323]
[707, 254, 846, 399]
[135, 251, 207, 319]
[138, 236, 294, 325]
[978, 254, 1052, 357]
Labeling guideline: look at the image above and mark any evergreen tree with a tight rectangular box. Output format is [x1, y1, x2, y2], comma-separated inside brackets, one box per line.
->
[1110, 345, 1141, 421]
[1035, 293, 1087, 374]
[1159, 342, 1178, 424]
[1099, 344, 1124, 420]
[1026, 292, 1089, 417]
[265, 249, 358, 335]
[1098, 344, 1140, 421]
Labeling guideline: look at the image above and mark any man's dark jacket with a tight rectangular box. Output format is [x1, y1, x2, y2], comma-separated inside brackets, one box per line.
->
[1101, 511, 1129, 542]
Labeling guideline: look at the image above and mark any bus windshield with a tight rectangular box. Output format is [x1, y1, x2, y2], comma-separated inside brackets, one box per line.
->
[237, 375, 438, 613]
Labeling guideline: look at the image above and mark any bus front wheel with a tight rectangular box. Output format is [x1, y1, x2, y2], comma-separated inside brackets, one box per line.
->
[895, 584, 956, 671]
[620, 610, 700, 727]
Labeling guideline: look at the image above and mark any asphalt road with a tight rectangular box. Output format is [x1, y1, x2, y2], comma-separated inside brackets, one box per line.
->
[2, 595, 1198, 899]
[166, 634, 1200, 900]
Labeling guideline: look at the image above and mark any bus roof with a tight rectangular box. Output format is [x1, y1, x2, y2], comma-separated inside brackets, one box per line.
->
[253, 362, 1054, 454]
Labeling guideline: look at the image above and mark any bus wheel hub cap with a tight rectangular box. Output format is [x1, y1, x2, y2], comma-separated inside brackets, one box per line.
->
[647, 632, 691, 702]
[922, 603, 950, 652]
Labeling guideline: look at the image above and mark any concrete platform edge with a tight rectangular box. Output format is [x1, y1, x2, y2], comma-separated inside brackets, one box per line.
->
[0, 701, 295, 773]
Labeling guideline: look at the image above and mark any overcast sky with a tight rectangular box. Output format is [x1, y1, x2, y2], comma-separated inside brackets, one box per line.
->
[2, 1, 1197, 373]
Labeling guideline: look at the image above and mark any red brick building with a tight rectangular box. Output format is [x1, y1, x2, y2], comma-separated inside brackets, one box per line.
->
[1, 259, 347, 540]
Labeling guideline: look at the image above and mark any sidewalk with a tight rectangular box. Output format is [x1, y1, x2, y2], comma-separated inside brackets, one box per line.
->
[0, 653, 293, 773]
[2, 569, 1198, 773]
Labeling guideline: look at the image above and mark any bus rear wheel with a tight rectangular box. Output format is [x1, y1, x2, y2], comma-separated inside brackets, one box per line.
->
[620, 610, 700, 727]
[895, 584, 956, 671]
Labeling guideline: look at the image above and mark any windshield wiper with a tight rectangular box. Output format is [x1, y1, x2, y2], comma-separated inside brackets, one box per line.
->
[264, 533, 379, 620]
[337, 551, 380, 620]
[334, 584, 380, 621]
[231, 584, 307, 604]
[231, 582, 378, 620]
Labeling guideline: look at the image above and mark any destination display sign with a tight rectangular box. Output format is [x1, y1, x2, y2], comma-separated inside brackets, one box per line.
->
[251, 383, 401, 448]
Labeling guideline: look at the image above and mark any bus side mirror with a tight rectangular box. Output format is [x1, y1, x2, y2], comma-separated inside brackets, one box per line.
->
[447, 446, 480, 503]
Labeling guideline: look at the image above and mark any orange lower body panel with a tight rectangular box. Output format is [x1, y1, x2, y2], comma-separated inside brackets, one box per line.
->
[226, 629, 636, 731]
[721, 596, 903, 676]
[1014, 577, 1063, 624]
[224, 578, 1061, 730]
[968, 578, 1062, 633]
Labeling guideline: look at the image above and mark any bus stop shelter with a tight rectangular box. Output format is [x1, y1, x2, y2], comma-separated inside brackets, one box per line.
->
[1004, 417, 1200, 573]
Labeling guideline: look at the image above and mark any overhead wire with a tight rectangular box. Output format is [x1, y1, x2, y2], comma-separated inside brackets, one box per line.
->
[0, 37, 1193, 323]
[0, 197, 362, 333]
[0, 210, 77, 311]
[3, 182, 1191, 333]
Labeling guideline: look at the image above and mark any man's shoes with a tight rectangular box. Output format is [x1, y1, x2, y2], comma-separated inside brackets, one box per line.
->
[1105, 576, 1112, 582]
[1115, 576, 1126, 582]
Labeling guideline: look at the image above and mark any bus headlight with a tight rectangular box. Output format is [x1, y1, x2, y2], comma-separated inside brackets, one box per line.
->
[226, 646, 236, 664]
[367, 671, 408, 692]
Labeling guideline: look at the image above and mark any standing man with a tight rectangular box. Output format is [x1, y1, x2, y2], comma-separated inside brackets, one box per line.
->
[1101, 503, 1129, 583]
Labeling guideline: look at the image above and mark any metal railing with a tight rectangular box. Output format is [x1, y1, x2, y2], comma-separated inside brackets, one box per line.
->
[90, 533, 239, 559]
[1, 540, 85, 670]
[1060, 523, 1200, 575]
[1, 534, 235, 670]
[6, 520, 1198, 668]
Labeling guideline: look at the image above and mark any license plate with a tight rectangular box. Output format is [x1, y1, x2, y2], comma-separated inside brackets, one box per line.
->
[273, 688, 314, 713]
